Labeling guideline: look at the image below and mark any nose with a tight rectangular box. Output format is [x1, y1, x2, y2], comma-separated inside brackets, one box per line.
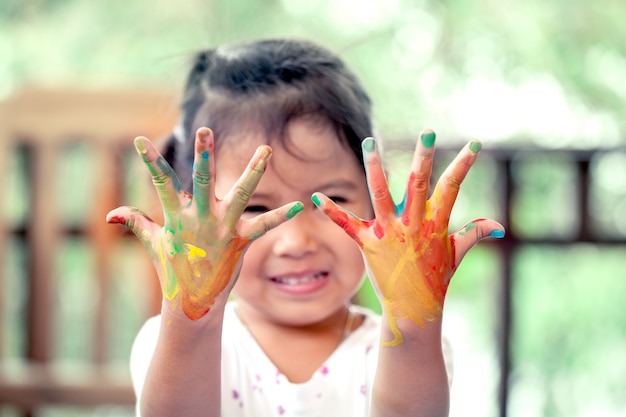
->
[271, 207, 320, 258]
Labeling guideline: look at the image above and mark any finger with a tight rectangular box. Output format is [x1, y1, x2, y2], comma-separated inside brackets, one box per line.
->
[135, 137, 183, 217]
[362, 137, 395, 228]
[312, 192, 369, 247]
[403, 129, 437, 227]
[430, 140, 482, 224]
[451, 218, 505, 269]
[106, 206, 161, 248]
[222, 145, 272, 229]
[239, 201, 304, 240]
[192, 128, 216, 219]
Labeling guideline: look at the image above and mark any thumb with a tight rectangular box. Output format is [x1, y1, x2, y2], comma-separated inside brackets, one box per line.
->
[452, 218, 505, 268]
[106, 206, 160, 247]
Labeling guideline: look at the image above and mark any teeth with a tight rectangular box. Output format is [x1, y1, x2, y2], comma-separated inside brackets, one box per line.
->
[273, 272, 325, 285]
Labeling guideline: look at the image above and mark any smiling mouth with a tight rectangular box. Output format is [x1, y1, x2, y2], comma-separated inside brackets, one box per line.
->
[270, 271, 329, 286]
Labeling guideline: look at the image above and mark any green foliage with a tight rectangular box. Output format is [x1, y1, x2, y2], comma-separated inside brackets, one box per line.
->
[1, 0, 625, 144]
[511, 245, 626, 417]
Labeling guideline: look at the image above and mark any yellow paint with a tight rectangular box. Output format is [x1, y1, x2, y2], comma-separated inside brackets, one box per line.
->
[157, 239, 179, 300]
[362, 192, 452, 347]
[186, 243, 207, 260]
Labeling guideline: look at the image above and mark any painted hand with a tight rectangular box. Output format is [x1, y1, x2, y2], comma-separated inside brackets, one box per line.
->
[313, 130, 504, 345]
[106, 128, 303, 320]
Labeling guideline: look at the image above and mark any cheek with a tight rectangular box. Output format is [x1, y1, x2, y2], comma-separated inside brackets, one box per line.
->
[233, 238, 267, 288]
[214, 180, 232, 200]
[349, 191, 375, 221]
[328, 224, 366, 274]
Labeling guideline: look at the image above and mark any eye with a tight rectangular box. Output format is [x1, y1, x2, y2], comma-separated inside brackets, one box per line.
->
[244, 205, 270, 214]
[328, 195, 348, 205]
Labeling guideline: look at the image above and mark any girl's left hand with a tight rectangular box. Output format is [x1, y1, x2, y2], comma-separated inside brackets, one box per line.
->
[312, 129, 504, 346]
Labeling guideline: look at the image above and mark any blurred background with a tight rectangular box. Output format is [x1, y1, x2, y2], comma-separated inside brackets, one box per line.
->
[0, 0, 625, 416]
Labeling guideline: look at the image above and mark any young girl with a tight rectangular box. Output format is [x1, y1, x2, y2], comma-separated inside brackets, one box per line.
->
[107, 39, 504, 417]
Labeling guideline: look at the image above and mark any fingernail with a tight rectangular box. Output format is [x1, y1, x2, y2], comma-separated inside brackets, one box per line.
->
[256, 145, 272, 160]
[311, 194, 321, 206]
[421, 131, 436, 148]
[197, 129, 207, 143]
[362, 137, 376, 152]
[469, 140, 482, 154]
[106, 214, 125, 225]
[253, 146, 272, 171]
[490, 229, 505, 238]
[286, 202, 304, 219]
[134, 137, 148, 155]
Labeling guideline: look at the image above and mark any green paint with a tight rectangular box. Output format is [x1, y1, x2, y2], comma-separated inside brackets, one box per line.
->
[286, 202, 304, 219]
[172, 241, 184, 253]
[311, 194, 321, 206]
[465, 221, 477, 232]
[194, 152, 210, 176]
[421, 132, 436, 148]
[193, 152, 211, 216]
[469, 140, 482, 154]
[157, 157, 182, 192]
[362, 137, 376, 152]
[458, 221, 477, 236]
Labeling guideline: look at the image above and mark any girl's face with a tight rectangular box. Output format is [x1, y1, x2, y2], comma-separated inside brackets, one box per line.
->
[214, 119, 373, 327]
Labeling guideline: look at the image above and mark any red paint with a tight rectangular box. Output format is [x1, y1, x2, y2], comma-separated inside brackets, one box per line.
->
[373, 221, 385, 239]
[402, 172, 418, 226]
[326, 207, 364, 247]
[422, 219, 437, 235]
[449, 234, 457, 273]
[107, 215, 126, 225]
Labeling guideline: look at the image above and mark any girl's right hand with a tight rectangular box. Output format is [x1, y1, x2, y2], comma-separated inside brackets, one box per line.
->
[106, 128, 303, 321]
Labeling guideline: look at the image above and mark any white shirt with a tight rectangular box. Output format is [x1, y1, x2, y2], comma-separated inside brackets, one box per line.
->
[130, 302, 382, 417]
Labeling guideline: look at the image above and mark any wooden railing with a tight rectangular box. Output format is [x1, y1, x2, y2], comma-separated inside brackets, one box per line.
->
[0, 88, 178, 415]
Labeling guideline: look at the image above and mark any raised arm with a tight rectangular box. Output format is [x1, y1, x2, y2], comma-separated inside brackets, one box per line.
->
[107, 128, 302, 417]
[313, 129, 504, 417]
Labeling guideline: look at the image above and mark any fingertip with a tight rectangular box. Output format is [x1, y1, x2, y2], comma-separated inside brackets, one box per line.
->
[420, 129, 436, 148]
[361, 137, 376, 153]
[105, 210, 125, 225]
[257, 144, 272, 158]
[195, 128, 213, 155]
[311, 193, 322, 207]
[133, 136, 149, 154]
[286, 201, 304, 219]
[196, 127, 212, 138]
[469, 140, 482, 154]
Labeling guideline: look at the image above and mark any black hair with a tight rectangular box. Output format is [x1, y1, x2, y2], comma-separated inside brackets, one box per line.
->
[162, 38, 373, 192]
